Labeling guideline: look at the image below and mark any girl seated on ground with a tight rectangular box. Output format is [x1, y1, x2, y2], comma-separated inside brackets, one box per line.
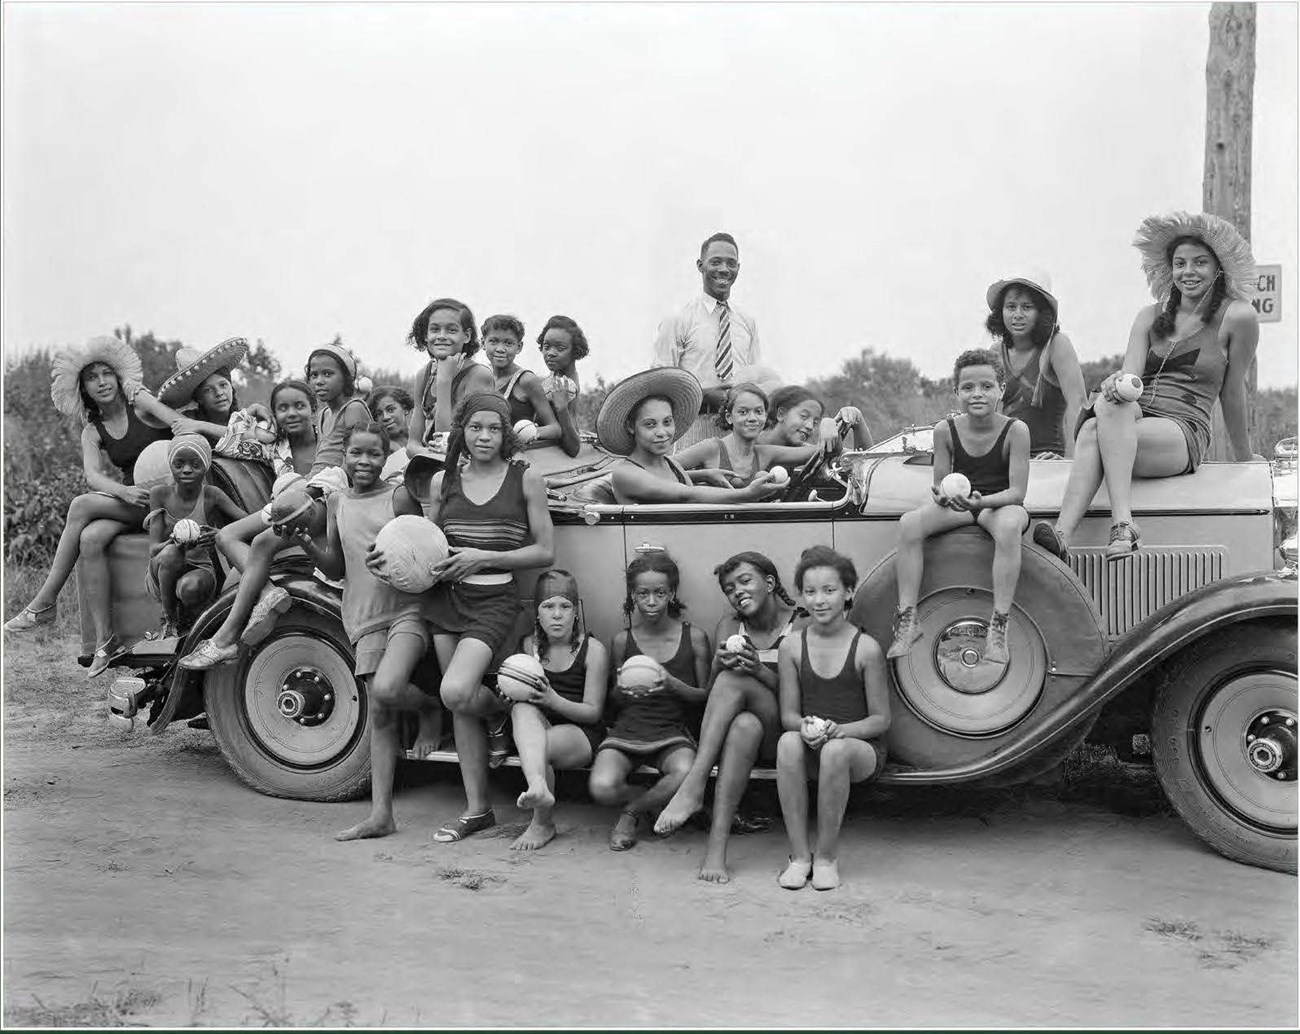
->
[984, 272, 1085, 459]
[419, 393, 555, 844]
[655, 550, 809, 883]
[367, 385, 415, 483]
[536, 314, 588, 454]
[672, 382, 825, 486]
[145, 435, 247, 639]
[889, 348, 1030, 666]
[759, 385, 873, 455]
[1033, 211, 1260, 561]
[596, 368, 781, 505]
[776, 545, 890, 892]
[481, 314, 571, 454]
[177, 379, 325, 670]
[407, 297, 496, 453]
[4, 335, 184, 676]
[156, 337, 278, 461]
[507, 569, 610, 852]
[590, 553, 711, 852]
[289, 422, 440, 842]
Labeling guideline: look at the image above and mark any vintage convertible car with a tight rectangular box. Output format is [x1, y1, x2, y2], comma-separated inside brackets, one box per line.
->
[86, 435, 1298, 873]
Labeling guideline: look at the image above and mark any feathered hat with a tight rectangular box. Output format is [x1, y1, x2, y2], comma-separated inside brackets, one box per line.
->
[50, 335, 145, 425]
[157, 337, 249, 408]
[1133, 211, 1256, 302]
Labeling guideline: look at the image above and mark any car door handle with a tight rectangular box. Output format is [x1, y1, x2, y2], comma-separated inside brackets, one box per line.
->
[633, 542, 665, 554]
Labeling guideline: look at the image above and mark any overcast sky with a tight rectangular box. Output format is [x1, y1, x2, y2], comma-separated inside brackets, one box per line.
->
[4, 2, 1296, 392]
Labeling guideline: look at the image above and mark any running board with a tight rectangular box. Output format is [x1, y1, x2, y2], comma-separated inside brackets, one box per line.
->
[404, 748, 780, 780]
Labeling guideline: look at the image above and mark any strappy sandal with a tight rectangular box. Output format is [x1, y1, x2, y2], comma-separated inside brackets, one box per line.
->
[1105, 521, 1141, 561]
[432, 809, 496, 843]
[3, 602, 56, 634]
[87, 635, 128, 679]
[486, 714, 512, 770]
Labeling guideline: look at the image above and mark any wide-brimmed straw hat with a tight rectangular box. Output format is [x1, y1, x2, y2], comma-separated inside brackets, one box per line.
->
[985, 269, 1059, 319]
[50, 334, 145, 425]
[596, 368, 703, 456]
[157, 337, 249, 408]
[1133, 211, 1256, 301]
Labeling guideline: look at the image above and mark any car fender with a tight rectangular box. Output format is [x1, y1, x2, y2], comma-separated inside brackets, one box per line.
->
[148, 573, 344, 733]
[882, 569, 1297, 784]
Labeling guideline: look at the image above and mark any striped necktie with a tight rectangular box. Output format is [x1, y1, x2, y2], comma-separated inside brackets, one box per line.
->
[715, 298, 734, 382]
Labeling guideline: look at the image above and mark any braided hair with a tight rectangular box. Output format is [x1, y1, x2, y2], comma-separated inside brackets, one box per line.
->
[1152, 236, 1230, 339]
[713, 551, 796, 607]
[622, 552, 686, 619]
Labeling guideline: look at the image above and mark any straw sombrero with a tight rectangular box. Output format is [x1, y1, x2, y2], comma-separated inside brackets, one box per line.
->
[1133, 211, 1256, 302]
[596, 368, 703, 456]
[157, 337, 249, 408]
[985, 269, 1059, 319]
[50, 335, 145, 425]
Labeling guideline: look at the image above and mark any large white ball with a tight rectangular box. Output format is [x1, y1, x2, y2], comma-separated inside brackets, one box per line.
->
[373, 515, 450, 594]
[940, 472, 972, 500]
[768, 465, 790, 486]
[496, 653, 547, 702]
[618, 655, 664, 692]
[172, 518, 202, 544]
[513, 419, 539, 444]
[131, 440, 173, 492]
[1115, 373, 1144, 402]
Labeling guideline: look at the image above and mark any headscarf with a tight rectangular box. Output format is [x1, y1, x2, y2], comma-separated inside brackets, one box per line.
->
[536, 569, 581, 608]
[168, 433, 212, 472]
[440, 392, 514, 502]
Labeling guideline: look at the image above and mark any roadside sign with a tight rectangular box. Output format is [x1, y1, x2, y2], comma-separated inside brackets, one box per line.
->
[1253, 264, 1281, 322]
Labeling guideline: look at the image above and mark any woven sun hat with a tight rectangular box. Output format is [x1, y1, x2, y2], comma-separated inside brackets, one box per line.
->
[596, 367, 703, 456]
[50, 334, 145, 425]
[985, 268, 1059, 319]
[157, 337, 249, 408]
[308, 342, 358, 381]
[1133, 211, 1257, 301]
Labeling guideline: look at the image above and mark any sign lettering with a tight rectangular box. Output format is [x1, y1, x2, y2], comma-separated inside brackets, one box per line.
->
[1252, 263, 1281, 323]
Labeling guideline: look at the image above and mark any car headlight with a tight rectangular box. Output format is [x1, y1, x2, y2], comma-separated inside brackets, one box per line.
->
[1271, 437, 1298, 571]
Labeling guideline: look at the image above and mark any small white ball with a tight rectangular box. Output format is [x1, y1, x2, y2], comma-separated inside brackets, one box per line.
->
[172, 518, 202, 544]
[1114, 373, 1144, 402]
[513, 419, 539, 444]
[801, 715, 828, 744]
[725, 633, 748, 653]
[940, 472, 972, 500]
[769, 465, 790, 486]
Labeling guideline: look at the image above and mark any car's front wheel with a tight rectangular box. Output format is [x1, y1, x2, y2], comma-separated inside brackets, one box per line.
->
[1151, 620, 1297, 873]
[204, 607, 371, 802]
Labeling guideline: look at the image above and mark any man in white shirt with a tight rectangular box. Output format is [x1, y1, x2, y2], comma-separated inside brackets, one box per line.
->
[652, 232, 762, 448]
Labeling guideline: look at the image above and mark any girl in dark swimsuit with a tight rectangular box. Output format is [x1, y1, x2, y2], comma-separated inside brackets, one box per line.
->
[672, 383, 821, 487]
[406, 297, 496, 453]
[776, 546, 890, 892]
[508, 569, 610, 852]
[590, 553, 711, 852]
[5, 336, 184, 677]
[480, 314, 567, 453]
[656, 551, 809, 883]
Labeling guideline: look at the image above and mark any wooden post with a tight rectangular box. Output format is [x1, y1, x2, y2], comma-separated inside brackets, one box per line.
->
[1204, 1, 1257, 458]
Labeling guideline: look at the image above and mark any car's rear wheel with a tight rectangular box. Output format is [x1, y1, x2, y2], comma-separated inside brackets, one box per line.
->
[1151, 620, 1297, 873]
[204, 607, 371, 802]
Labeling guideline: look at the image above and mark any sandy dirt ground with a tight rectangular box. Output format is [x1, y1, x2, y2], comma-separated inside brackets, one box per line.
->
[3, 628, 1297, 1028]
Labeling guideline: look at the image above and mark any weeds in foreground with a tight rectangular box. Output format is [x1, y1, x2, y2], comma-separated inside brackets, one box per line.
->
[6, 983, 160, 1027]
[1146, 917, 1277, 969]
[438, 866, 505, 891]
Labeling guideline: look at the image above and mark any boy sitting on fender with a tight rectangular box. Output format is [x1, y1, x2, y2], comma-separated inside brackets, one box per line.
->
[888, 348, 1030, 665]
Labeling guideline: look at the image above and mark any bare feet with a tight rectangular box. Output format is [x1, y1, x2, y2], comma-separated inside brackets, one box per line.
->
[698, 850, 731, 883]
[510, 821, 556, 851]
[516, 783, 556, 811]
[334, 814, 397, 841]
[653, 784, 704, 836]
[411, 708, 443, 760]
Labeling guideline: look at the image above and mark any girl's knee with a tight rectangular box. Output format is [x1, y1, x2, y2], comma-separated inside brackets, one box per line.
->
[992, 510, 1028, 545]
[176, 574, 214, 608]
[776, 730, 805, 763]
[588, 768, 621, 804]
[438, 677, 481, 713]
[729, 711, 764, 743]
[66, 494, 95, 523]
[369, 676, 404, 709]
[80, 523, 118, 556]
[819, 738, 853, 774]
[898, 509, 925, 542]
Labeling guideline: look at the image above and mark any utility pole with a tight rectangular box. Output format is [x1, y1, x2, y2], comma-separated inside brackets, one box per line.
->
[1204, 1, 1257, 458]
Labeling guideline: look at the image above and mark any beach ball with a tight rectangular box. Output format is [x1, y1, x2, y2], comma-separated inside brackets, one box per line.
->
[618, 655, 664, 692]
[132, 440, 173, 491]
[172, 518, 202, 545]
[372, 515, 449, 594]
[513, 419, 539, 444]
[496, 654, 547, 702]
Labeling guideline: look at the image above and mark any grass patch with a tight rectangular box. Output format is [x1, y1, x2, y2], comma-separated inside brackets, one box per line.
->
[3, 563, 81, 640]
[437, 866, 504, 891]
[1144, 917, 1203, 942]
[6, 984, 160, 1027]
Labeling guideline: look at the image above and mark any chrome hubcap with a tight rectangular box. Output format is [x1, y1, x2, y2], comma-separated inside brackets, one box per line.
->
[935, 620, 1002, 695]
[1244, 708, 1296, 779]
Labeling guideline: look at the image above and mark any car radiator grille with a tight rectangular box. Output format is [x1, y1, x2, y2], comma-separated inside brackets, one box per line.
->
[1066, 546, 1227, 639]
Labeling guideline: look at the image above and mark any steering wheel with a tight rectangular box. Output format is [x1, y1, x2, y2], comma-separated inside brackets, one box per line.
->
[782, 445, 831, 502]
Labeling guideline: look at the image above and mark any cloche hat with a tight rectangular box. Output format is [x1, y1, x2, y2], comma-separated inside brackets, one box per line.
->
[157, 337, 249, 408]
[596, 368, 703, 456]
[1133, 211, 1256, 302]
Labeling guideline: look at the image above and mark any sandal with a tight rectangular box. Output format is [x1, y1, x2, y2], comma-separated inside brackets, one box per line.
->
[87, 635, 128, 679]
[432, 809, 496, 843]
[1105, 520, 1141, 561]
[3, 602, 56, 634]
[609, 811, 641, 851]
[1031, 521, 1067, 560]
[778, 856, 813, 890]
[178, 639, 240, 671]
[486, 714, 512, 770]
